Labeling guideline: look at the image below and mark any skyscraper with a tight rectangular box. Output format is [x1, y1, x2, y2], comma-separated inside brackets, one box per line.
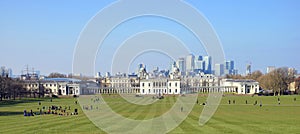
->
[224, 60, 234, 75]
[215, 63, 224, 76]
[186, 54, 195, 73]
[246, 64, 251, 75]
[203, 56, 212, 74]
[194, 55, 204, 72]
[194, 60, 205, 71]
[176, 57, 185, 75]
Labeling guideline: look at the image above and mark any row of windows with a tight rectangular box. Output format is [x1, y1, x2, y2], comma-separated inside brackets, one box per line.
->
[111, 80, 130, 83]
[141, 89, 178, 94]
[45, 84, 57, 87]
[141, 82, 179, 87]
[25, 84, 57, 87]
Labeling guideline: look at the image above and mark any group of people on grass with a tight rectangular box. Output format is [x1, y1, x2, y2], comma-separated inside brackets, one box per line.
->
[23, 99, 78, 117]
[226, 97, 298, 107]
[82, 96, 101, 111]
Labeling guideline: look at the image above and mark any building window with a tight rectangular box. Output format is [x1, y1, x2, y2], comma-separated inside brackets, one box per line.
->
[175, 89, 177, 93]
[175, 82, 177, 87]
[148, 89, 150, 93]
[148, 83, 151, 87]
[142, 89, 145, 93]
[50, 84, 52, 87]
[54, 84, 56, 87]
[142, 83, 144, 87]
[169, 89, 171, 93]
[169, 83, 171, 87]
[46, 84, 48, 87]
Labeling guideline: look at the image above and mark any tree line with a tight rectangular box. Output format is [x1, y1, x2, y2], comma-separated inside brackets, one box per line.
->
[0, 77, 25, 101]
[226, 67, 299, 95]
[0, 77, 47, 101]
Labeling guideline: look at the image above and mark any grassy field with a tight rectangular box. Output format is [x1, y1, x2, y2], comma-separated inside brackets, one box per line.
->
[1, 94, 300, 134]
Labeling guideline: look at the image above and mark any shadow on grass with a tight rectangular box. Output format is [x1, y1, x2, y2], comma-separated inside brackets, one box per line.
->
[0, 99, 45, 107]
[0, 111, 24, 116]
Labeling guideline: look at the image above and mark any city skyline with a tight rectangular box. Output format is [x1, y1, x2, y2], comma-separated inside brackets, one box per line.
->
[0, 0, 299, 75]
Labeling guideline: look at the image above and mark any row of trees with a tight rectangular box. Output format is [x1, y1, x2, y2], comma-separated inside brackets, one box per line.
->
[0, 77, 24, 101]
[226, 67, 298, 95]
[48, 72, 92, 81]
[0, 76, 48, 101]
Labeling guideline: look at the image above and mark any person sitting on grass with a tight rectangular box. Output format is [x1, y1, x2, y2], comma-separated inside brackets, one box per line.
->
[24, 110, 27, 116]
[30, 109, 34, 116]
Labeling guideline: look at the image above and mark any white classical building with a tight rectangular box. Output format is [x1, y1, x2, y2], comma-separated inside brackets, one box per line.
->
[23, 78, 82, 96]
[140, 78, 180, 95]
[222, 79, 259, 94]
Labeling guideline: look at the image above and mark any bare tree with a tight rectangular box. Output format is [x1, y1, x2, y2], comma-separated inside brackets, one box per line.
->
[295, 77, 300, 94]
[247, 70, 263, 81]
[259, 67, 294, 95]
[48, 72, 67, 78]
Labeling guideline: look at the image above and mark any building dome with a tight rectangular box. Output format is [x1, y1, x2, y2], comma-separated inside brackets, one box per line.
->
[173, 67, 180, 73]
[139, 67, 146, 73]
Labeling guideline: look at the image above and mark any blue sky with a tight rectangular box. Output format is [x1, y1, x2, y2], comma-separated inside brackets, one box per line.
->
[0, 0, 299, 75]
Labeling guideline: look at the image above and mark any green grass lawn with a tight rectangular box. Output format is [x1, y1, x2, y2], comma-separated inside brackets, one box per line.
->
[1, 95, 300, 134]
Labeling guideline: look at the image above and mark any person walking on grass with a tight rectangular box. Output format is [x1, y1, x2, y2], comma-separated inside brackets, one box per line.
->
[254, 100, 257, 105]
[259, 101, 262, 107]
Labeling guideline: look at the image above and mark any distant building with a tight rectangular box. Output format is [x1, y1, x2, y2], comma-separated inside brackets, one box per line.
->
[176, 57, 185, 75]
[224, 60, 235, 75]
[288, 81, 297, 93]
[186, 54, 195, 73]
[0, 66, 12, 78]
[246, 64, 251, 75]
[105, 72, 111, 77]
[266, 66, 276, 74]
[194, 55, 205, 73]
[222, 79, 259, 94]
[214, 64, 224, 76]
[23, 78, 82, 96]
[95, 72, 101, 78]
[203, 56, 212, 74]
[22, 78, 103, 96]
[288, 68, 297, 76]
